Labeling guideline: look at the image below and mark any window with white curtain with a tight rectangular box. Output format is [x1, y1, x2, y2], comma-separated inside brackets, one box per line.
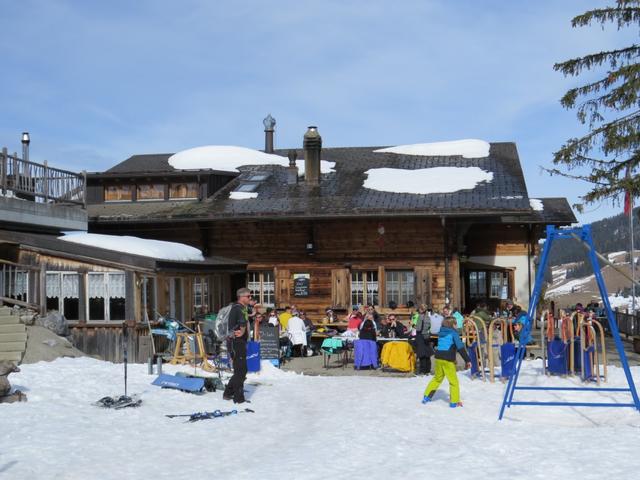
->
[247, 271, 275, 307]
[87, 271, 126, 321]
[351, 271, 379, 307]
[193, 276, 210, 314]
[385, 270, 414, 307]
[46, 272, 80, 320]
[2, 267, 29, 302]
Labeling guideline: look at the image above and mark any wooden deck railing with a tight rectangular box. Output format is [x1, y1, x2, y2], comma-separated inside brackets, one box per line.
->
[1, 147, 86, 207]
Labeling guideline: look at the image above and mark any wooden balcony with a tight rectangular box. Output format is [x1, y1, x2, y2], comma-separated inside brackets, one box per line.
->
[0, 147, 87, 232]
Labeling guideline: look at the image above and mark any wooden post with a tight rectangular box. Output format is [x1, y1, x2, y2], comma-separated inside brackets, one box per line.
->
[39, 264, 46, 316]
[13, 152, 18, 192]
[43, 160, 49, 202]
[78, 270, 87, 324]
[82, 170, 87, 208]
[1, 147, 7, 194]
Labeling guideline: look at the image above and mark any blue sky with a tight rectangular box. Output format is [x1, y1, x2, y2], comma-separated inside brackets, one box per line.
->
[0, 0, 636, 223]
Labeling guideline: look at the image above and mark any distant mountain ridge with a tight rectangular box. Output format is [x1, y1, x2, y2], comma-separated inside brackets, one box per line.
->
[547, 207, 640, 268]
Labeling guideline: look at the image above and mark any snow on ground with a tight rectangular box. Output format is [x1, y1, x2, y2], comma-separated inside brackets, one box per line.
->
[608, 251, 627, 262]
[529, 198, 543, 211]
[168, 145, 335, 175]
[546, 275, 594, 296]
[2, 358, 640, 479]
[551, 266, 567, 285]
[374, 139, 490, 158]
[229, 191, 259, 200]
[59, 233, 204, 261]
[608, 294, 640, 311]
[363, 166, 493, 194]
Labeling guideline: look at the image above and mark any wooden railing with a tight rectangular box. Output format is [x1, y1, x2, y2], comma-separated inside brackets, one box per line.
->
[1, 147, 86, 207]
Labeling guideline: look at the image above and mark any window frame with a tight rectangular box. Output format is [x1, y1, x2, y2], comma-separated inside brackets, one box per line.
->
[104, 185, 133, 202]
[350, 270, 379, 307]
[384, 269, 415, 307]
[136, 183, 165, 202]
[247, 271, 275, 307]
[169, 182, 198, 200]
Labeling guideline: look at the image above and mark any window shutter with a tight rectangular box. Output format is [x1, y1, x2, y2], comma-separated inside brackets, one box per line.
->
[274, 268, 290, 308]
[331, 268, 350, 309]
[414, 267, 431, 306]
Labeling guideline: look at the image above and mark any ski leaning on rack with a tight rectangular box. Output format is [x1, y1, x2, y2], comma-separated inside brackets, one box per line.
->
[166, 408, 254, 422]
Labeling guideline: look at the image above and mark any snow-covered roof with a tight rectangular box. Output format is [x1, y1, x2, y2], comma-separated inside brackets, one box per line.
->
[59, 233, 204, 261]
[168, 145, 335, 175]
[363, 166, 493, 194]
[374, 139, 490, 158]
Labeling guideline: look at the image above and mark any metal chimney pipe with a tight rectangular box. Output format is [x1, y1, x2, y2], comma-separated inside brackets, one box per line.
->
[263, 114, 276, 153]
[303, 126, 321, 186]
[286, 149, 298, 185]
[21, 132, 30, 162]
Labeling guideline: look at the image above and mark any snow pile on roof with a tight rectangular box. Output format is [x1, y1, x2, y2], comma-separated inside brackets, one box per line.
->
[229, 191, 258, 200]
[168, 145, 335, 175]
[374, 139, 490, 158]
[363, 167, 493, 194]
[59, 233, 204, 261]
[530, 198, 544, 211]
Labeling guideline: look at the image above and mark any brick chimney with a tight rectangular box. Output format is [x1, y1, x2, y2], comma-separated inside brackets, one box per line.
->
[303, 126, 321, 186]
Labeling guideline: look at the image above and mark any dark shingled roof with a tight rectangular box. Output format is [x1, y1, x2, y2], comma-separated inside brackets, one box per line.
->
[106, 154, 175, 173]
[89, 143, 576, 224]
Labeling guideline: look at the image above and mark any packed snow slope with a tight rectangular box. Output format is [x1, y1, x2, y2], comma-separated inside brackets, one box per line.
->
[1, 358, 639, 479]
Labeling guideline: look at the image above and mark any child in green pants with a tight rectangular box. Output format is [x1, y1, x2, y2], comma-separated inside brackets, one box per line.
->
[422, 317, 471, 408]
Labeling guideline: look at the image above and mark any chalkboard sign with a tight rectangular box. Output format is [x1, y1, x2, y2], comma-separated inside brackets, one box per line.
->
[259, 325, 280, 362]
[293, 273, 310, 297]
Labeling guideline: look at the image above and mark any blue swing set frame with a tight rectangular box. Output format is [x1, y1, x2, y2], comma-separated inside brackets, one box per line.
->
[498, 225, 640, 420]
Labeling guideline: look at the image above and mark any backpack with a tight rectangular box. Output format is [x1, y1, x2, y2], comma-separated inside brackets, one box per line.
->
[213, 304, 235, 340]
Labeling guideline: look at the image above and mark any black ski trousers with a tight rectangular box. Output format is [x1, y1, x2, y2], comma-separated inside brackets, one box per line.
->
[224, 337, 247, 402]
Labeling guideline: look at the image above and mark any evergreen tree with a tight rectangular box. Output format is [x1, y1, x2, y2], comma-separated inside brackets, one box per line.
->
[550, 1, 640, 211]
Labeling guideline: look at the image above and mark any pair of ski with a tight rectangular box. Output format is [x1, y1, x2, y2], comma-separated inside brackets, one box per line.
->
[166, 407, 254, 422]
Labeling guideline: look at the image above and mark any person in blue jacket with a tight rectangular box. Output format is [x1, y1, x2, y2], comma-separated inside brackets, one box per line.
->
[422, 317, 471, 408]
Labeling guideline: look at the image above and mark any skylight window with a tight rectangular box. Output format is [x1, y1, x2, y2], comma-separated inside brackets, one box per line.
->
[247, 173, 269, 182]
[235, 183, 258, 193]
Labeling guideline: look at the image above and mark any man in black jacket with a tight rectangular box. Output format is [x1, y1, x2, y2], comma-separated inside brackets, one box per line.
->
[223, 287, 252, 404]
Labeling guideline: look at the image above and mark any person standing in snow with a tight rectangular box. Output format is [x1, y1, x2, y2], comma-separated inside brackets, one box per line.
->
[422, 317, 471, 408]
[223, 287, 252, 404]
[413, 305, 433, 375]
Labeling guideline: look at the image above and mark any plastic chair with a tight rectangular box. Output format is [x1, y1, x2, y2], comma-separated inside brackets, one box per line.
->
[321, 337, 346, 369]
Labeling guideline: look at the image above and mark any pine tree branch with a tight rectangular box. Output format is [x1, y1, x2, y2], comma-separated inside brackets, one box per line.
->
[554, 45, 640, 77]
[561, 63, 640, 109]
[572, 5, 640, 30]
[554, 111, 640, 161]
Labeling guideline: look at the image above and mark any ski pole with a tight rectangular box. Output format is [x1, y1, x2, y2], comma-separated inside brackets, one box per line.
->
[123, 322, 128, 397]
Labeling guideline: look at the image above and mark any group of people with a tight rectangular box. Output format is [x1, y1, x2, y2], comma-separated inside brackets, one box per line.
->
[221, 287, 514, 408]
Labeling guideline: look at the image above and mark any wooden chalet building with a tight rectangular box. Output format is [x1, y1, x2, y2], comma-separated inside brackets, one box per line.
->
[87, 125, 577, 322]
[0, 138, 244, 362]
